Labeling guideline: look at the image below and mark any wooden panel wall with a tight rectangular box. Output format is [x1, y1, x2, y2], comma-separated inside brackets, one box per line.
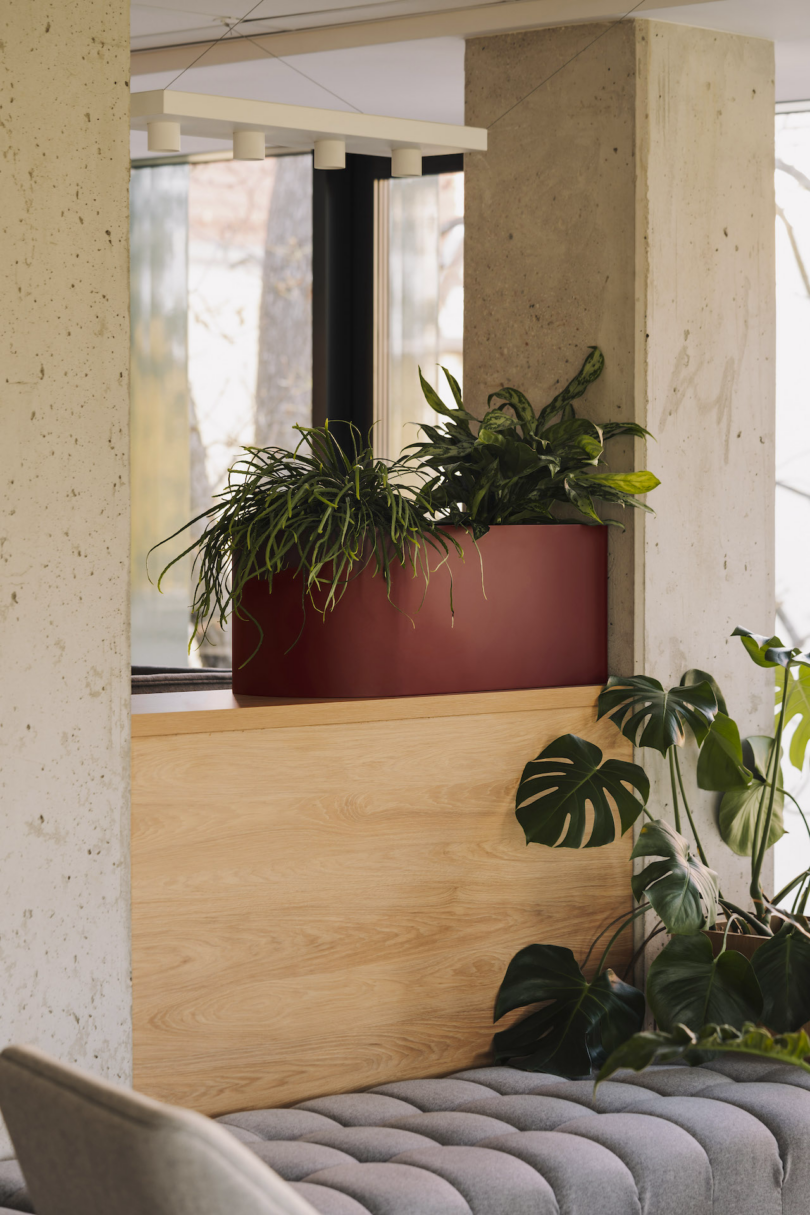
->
[131, 687, 632, 1115]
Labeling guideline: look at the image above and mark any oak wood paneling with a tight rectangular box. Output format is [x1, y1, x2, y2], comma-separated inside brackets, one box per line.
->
[132, 690, 632, 1115]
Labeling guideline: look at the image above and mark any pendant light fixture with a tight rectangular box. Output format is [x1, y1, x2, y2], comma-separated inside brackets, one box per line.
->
[132, 90, 486, 170]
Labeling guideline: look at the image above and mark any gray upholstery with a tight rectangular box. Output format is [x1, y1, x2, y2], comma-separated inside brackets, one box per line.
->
[0, 1046, 319, 1215]
[0, 1048, 808, 1214]
[216, 1062, 810, 1215]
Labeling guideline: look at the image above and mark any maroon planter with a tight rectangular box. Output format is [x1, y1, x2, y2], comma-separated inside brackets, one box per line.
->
[232, 523, 607, 698]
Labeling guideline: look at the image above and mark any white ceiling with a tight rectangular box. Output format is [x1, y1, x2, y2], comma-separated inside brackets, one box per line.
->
[130, 0, 810, 158]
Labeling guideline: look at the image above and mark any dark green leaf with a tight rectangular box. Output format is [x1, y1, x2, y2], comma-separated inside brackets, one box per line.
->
[596, 1021, 810, 1087]
[487, 386, 536, 432]
[646, 933, 763, 1032]
[752, 925, 810, 1032]
[681, 668, 728, 716]
[696, 713, 752, 792]
[718, 739, 784, 857]
[632, 820, 719, 933]
[597, 674, 718, 754]
[515, 734, 649, 849]
[418, 367, 476, 425]
[538, 347, 605, 425]
[493, 943, 644, 1077]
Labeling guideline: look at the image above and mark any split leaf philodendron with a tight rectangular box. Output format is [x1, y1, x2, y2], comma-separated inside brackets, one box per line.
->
[494, 627, 810, 1080]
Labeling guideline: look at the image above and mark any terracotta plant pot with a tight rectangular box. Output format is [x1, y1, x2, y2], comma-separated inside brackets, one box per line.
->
[703, 927, 768, 962]
[231, 523, 608, 699]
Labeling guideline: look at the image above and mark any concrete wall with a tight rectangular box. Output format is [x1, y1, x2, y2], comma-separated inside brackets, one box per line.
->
[0, 0, 132, 1148]
[465, 20, 775, 907]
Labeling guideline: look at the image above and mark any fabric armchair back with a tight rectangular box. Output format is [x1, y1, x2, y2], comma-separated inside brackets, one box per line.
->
[0, 1046, 317, 1215]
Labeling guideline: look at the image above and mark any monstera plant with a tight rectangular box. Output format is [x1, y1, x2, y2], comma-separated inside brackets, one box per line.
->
[495, 626, 810, 1080]
[409, 347, 659, 534]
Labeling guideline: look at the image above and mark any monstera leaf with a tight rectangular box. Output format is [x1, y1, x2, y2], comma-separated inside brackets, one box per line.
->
[596, 1022, 810, 1086]
[646, 934, 763, 1033]
[733, 627, 793, 669]
[696, 713, 752, 792]
[597, 675, 717, 755]
[752, 924, 810, 1032]
[515, 734, 650, 849]
[493, 943, 645, 1076]
[682, 668, 728, 715]
[781, 665, 810, 771]
[718, 737, 784, 857]
[631, 820, 719, 933]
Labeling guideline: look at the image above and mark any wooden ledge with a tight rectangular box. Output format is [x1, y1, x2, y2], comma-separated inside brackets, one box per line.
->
[131, 684, 601, 738]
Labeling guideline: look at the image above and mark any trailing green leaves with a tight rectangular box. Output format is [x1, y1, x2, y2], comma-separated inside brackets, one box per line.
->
[646, 933, 762, 1032]
[493, 944, 644, 1076]
[515, 734, 650, 849]
[596, 1022, 810, 1086]
[752, 924, 810, 1032]
[632, 820, 719, 933]
[151, 423, 463, 661]
[597, 675, 718, 755]
[407, 348, 659, 532]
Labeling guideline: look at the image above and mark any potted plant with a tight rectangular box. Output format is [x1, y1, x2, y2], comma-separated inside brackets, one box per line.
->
[155, 348, 659, 699]
[494, 626, 810, 1080]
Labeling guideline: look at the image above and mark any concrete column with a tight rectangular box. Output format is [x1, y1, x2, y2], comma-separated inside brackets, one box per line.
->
[0, 0, 131, 1146]
[465, 21, 775, 906]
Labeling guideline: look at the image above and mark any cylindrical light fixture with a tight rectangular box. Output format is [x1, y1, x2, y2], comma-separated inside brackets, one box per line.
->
[314, 139, 346, 170]
[233, 129, 266, 160]
[391, 147, 422, 178]
[147, 121, 181, 153]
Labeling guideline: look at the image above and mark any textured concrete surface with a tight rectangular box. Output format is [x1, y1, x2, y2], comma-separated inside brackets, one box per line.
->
[465, 20, 775, 908]
[0, 0, 131, 1152]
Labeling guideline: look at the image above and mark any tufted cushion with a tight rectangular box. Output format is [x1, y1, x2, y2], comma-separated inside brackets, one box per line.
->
[209, 1062, 810, 1214]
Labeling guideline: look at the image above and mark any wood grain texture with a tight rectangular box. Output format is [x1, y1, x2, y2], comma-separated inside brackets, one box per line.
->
[132, 690, 632, 1115]
[132, 684, 602, 735]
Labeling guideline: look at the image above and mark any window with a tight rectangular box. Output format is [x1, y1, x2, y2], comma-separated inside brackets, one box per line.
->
[130, 151, 461, 670]
[773, 109, 810, 898]
[130, 155, 313, 669]
[374, 171, 464, 461]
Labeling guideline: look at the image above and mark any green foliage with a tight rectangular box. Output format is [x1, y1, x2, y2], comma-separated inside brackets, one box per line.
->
[597, 675, 718, 755]
[152, 424, 461, 660]
[752, 925, 810, 1032]
[696, 713, 752, 792]
[493, 944, 644, 1076]
[496, 625, 810, 1081]
[514, 734, 649, 849]
[596, 1022, 810, 1087]
[781, 665, 810, 771]
[718, 737, 784, 857]
[631, 821, 719, 934]
[646, 934, 763, 1033]
[408, 348, 659, 533]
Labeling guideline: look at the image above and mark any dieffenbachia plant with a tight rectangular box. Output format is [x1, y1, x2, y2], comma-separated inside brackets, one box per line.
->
[494, 627, 810, 1078]
[408, 347, 659, 534]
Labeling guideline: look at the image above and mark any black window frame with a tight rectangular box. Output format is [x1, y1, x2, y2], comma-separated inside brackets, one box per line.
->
[312, 152, 464, 444]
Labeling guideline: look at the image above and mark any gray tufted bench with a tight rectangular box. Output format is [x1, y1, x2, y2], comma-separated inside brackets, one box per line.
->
[2, 1057, 810, 1214]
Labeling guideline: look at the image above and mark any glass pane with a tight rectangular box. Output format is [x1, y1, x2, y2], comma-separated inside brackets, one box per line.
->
[130, 154, 313, 669]
[377, 171, 463, 461]
[773, 112, 810, 900]
[130, 164, 191, 668]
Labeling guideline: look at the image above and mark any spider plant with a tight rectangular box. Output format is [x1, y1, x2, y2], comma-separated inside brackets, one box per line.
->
[409, 347, 660, 534]
[151, 423, 462, 660]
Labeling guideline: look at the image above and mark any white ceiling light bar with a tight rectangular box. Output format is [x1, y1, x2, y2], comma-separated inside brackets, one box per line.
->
[131, 90, 487, 173]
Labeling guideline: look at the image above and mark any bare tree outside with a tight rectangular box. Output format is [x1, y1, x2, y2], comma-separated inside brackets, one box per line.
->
[255, 155, 313, 448]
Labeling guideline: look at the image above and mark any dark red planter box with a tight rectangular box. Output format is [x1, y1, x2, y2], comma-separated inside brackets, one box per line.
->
[232, 523, 607, 698]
